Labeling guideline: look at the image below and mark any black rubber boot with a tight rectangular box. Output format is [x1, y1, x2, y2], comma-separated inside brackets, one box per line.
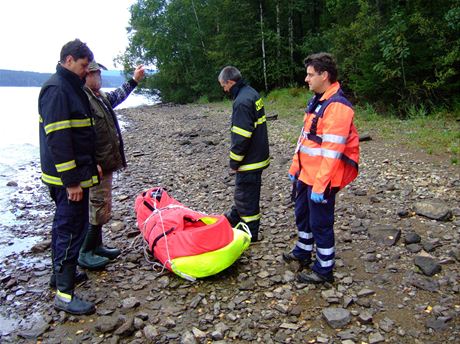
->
[92, 224, 121, 260]
[54, 263, 95, 315]
[49, 269, 88, 289]
[78, 225, 110, 270]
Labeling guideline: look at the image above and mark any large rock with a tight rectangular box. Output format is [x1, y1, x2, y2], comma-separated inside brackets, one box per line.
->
[17, 313, 49, 339]
[368, 225, 401, 246]
[95, 316, 123, 334]
[414, 201, 452, 221]
[414, 256, 442, 276]
[322, 307, 351, 329]
[409, 274, 440, 292]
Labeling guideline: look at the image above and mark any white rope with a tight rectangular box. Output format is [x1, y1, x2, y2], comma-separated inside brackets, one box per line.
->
[137, 188, 209, 278]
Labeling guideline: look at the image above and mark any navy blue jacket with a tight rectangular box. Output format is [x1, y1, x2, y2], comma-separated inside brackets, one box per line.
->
[229, 80, 270, 172]
[39, 64, 99, 188]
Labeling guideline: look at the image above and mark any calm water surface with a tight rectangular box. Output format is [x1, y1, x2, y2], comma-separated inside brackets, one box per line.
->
[0, 86, 157, 257]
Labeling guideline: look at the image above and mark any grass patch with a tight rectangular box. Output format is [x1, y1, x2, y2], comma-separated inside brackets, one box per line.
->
[355, 103, 460, 164]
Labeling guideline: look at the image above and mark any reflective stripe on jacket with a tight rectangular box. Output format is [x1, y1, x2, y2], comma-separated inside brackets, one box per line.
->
[38, 64, 99, 188]
[229, 80, 270, 173]
[289, 82, 359, 193]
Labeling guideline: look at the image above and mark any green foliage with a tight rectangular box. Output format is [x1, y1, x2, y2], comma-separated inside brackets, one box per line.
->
[122, 0, 460, 111]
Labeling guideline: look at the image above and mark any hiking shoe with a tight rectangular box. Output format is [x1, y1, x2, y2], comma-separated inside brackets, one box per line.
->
[297, 271, 334, 284]
[49, 270, 88, 290]
[282, 251, 311, 267]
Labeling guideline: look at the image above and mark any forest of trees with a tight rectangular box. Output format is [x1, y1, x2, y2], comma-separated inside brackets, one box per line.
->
[119, 0, 460, 115]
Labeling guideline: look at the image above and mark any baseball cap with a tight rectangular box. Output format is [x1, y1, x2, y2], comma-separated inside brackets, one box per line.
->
[88, 61, 108, 72]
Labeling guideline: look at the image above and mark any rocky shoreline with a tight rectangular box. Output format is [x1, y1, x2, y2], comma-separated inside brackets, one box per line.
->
[1, 102, 459, 343]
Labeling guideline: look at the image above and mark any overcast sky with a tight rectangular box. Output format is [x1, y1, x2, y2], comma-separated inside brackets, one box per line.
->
[0, 0, 136, 73]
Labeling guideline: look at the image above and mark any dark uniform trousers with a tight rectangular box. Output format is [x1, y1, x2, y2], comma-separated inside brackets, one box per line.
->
[49, 186, 89, 277]
[293, 180, 337, 276]
[226, 171, 262, 240]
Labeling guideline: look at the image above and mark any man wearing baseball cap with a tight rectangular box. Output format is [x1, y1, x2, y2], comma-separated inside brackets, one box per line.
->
[79, 61, 145, 269]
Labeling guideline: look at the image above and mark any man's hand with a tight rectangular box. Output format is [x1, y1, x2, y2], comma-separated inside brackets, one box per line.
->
[133, 65, 145, 83]
[310, 192, 325, 203]
[97, 164, 103, 178]
[289, 174, 296, 182]
[67, 185, 83, 202]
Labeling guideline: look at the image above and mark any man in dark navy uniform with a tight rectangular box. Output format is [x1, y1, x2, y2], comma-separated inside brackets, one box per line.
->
[39, 39, 99, 315]
[218, 66, 270, 242]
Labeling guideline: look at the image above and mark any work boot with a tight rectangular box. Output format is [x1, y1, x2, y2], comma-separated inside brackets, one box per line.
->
[92, 224, 121, 260]
[297, 270, 334, 284]
[282, 251, 312, 268]
[78, 225, 110, 270]
[49, 269, 88, 289]
[54, 263, 95, 315]
[54, 293, 95, 315]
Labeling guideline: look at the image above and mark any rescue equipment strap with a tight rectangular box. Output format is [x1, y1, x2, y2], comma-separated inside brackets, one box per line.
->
[151, 227, 176, 257]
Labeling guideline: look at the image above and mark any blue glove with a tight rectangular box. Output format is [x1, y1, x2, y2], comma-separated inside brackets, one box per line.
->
[311, 192, 325, 203]
[288, 174, 296, 182]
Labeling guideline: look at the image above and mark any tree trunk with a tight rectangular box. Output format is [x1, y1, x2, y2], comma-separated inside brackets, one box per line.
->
[191, 0, 206, 50]
[276, 0, 280, 60]
[260, 1, 268, 92]
[288, 1, 294, 81]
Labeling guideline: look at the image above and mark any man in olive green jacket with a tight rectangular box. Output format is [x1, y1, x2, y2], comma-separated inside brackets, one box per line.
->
[79, 61, 145, 269]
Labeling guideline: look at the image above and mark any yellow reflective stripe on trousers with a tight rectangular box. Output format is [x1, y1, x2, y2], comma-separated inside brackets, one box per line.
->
[44, 118, 92, 135]
[237, 157, 270, 172]
[241, 213, 261, 222]
[55, 160, 76, 172]
[254, 115, 266, 128]
[231, 126, 252, 138]
[255, 98, 264, 111]
[230, 151, 244, 162]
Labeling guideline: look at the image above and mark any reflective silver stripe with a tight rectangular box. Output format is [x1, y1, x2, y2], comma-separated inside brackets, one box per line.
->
[254, 115, 266, 128]
[321, 148, 343, 159]
[55, 160, 76, 172]
[317, 247, 335, 255]
[44, 118, 91, 135]
[299, 146, 322, 156]
[230, 151, 244, 162]
[299, 232, 313, 239]
[317, 256, 334, 267]
[322, 134, 347, 144]
[241, 213, 261, 222]
[255, 98, 264, 111]
[237, 158, 270, 172]
[231, 126, 252, 138]
[296, 241, 313, 251]
[299, 146, 343, 160]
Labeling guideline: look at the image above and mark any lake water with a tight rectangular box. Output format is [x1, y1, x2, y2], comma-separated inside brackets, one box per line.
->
[0, 86, 158, 258]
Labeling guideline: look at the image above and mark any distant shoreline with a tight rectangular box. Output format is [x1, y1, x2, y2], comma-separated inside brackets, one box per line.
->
[0, 69, 125, 88]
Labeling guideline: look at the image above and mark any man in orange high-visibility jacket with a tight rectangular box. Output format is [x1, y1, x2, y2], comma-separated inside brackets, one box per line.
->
[283, 53, 359, 284]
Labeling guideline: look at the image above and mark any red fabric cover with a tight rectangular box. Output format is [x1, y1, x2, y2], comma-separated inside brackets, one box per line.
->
[134, 187, 234, 270]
